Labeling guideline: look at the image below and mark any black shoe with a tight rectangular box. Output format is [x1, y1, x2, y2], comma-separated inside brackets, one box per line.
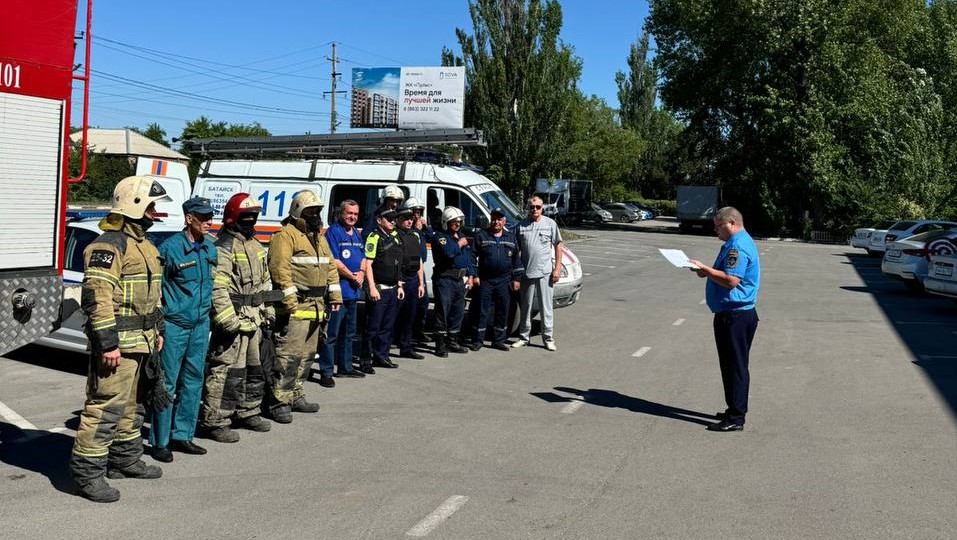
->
[372, 358, 398, 368]
[447, 340, 468, 354]
[168, 439, 208, 455]
[468, 342, 483, 351]
[204, 426, 240, 443]
[335, 370, 365, 378]
[318, 375, 336, 388]
[292, 397, 320, 413]
[490, 342, 510, 351]
[234, 415, 271, 432]
[74, 478, 120, 503]
[706, 419, 744, 432]
[151, 447, 173, 463]
[106, 460, 162, 480]
[399, 351, 425, 360]
[269, 405, 293, 424]
[715, 411, 729, 421]
[360, 364, 376, 375]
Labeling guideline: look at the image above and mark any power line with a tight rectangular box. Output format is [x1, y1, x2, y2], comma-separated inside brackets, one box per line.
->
[90, 70, 329, 116]
[337, 41, 409, 66]
[85, 89, 330, 121]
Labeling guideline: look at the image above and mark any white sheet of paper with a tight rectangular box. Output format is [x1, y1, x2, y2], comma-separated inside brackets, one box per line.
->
[658, 248, 698, 268]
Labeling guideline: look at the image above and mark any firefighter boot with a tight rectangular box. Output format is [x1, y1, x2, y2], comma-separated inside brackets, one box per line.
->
[447, 334, 469, 354]
[70, 455, 120, 503]
[292, 396, 320, 413]
[106, 460, 163, 480]
[434, 335, 448, 358]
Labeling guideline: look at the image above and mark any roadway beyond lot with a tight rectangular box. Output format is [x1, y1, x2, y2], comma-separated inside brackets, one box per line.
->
[1, 228, 954, 539]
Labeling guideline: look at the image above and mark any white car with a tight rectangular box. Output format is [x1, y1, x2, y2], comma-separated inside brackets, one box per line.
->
[36, 214, 182, 353]
[925, 253, 957, 299]
[881, 229, 957, 291]
[851, 220, 897, 250]
[867, 219, 957, 256]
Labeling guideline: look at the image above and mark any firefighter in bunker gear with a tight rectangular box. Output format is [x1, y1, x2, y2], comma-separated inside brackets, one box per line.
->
[267, 190, 342, 422]
[70, 176, 171, 503]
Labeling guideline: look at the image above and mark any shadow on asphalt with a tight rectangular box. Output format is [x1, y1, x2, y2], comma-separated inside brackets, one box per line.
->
[0, 422, 75, 494]
[531, 387, 717, 426]
[5, 344, 88, 376]
[844, 252, 957, 418]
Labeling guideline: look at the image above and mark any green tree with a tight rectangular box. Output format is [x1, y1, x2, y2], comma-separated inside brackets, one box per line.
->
[616, 31, 657, 135]
[452, 0, 582, 195]
[178, 116, 271, 179]
[125, 122, 170, 147]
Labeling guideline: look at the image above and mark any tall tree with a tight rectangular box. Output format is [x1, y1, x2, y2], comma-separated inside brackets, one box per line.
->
[616, 31, 657, 136]
[178, 116, 271, 178]
[453, 0, 582, 195]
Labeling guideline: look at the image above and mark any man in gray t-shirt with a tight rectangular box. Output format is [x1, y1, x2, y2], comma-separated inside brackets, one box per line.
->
[513, 196, 563, 351]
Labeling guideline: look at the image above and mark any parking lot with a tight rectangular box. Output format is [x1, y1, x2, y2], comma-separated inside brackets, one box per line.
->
[1, 225, 954, 539]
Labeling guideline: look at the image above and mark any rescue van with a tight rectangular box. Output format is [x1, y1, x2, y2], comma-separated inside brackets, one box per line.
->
[186, 129, 583, 311]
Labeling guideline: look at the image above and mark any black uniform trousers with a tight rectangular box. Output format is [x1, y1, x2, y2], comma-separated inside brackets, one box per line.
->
[366, 286, 400, 364]
[713, 308, 759, 424]
[395, 277, 420, 355]
[476, 276, 511, 345]
[433, 275, 465, 337]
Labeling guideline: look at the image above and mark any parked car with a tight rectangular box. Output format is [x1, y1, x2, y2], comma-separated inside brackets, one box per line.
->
[867, 219, 957, 257]
[583, 203, 613, 223]
[624, 201, 657, 219]
[851, 220, 897, 250]
[881, 228, 957, 291]
[600, 202, 642, 223]
[924, 253, 957, 299]
[36, 215, 182, 353]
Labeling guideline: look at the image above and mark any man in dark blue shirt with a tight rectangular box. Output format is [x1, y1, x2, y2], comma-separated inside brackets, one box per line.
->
[470, 208, 523, 351]
[689, 206, 761, 432]
[321, 199, 366, 380]
[431, 206, 476, 357]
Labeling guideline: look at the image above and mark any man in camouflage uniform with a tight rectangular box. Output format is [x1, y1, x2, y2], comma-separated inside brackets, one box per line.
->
[267, 190, 342, 423]
[69, 176, 172, 503]
[200, 193, 280, 443]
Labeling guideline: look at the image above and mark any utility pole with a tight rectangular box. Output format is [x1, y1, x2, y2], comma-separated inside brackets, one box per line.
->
[324, 42, 345, 133]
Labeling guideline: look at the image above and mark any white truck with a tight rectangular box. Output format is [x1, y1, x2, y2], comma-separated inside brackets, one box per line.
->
[534, 178, 593, 224]
[677, 185, 721, 233]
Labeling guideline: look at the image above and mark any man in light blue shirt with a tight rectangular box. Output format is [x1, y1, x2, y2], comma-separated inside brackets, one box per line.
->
[689, 206, 760, 432]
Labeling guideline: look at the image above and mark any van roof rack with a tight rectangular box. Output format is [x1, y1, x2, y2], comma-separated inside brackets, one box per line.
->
[182, 128, 485, 160]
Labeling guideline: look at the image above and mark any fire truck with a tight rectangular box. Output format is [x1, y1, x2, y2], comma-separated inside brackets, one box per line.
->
[0, 1, 91, 356]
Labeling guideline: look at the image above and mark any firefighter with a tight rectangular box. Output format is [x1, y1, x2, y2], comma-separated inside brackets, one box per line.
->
[471, 208, 523, 351]
[362, 183, 405, 238]
[149, 196, 217, 463]
[69, 176, 172, 503]
[362, 207, 404, 370]
[267, 190, 342, 423]
[199, 193, 279, 443]
[431, 206, 476, 357]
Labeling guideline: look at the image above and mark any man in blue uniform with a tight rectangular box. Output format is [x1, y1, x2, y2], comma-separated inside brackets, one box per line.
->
[689, 206, 761, 432]
[321, 199, 366, 380]
[150, 196, 217, 462]
[361, 184, 405, 239]
[362, 207, 404, 371]
[393, 200, 426, 359]
[470, 208, 523, 351]
[431, 206, 475, 357]
[409, 198, 432, 343]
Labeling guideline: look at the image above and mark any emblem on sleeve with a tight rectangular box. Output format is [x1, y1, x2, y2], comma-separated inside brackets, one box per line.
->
[89, 250, 115, 269]
[438, 237, 447, 246]
[727, 249, 738, 269]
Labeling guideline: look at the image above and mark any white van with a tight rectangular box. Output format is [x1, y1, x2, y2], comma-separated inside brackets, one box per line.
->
[192, 158, 584, 310]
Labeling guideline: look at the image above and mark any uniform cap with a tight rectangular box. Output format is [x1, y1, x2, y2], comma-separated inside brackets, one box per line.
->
[490, 207, 506, 217]
[377, 208, 398, 220]
[182, 196, 214, 216]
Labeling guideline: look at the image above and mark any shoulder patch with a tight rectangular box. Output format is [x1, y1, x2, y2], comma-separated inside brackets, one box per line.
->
[89, 250, 116, 269]
[438, 236, 447, 246]
[727, 248, 739, 269]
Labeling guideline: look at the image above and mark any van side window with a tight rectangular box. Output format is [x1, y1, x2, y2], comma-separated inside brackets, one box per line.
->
[66, 227, 98, 273]
[328, 184, 410, 227]
[428, 187, 484, 230]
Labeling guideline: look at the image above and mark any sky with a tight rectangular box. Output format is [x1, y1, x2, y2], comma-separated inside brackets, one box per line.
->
[73, 1, 651, 147]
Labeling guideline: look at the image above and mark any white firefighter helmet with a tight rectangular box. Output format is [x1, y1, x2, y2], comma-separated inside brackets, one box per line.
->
[397, 197, 425, 216]
[110, 176, 173, 219]
[441, 206, 465, 229]
[289, 190, 323, 220]
[382, 184, 405, 201]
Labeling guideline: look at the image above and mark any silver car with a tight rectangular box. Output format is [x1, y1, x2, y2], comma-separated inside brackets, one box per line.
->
[600, 202, 642, 223]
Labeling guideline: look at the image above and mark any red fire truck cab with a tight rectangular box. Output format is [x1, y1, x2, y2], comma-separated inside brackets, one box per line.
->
[0, 1, 91, 355]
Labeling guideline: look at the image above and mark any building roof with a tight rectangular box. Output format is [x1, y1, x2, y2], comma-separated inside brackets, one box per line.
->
[70, 128, 187, 161]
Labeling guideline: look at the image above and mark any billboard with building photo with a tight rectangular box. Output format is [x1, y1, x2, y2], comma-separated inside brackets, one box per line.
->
[351, 67, 464, 130]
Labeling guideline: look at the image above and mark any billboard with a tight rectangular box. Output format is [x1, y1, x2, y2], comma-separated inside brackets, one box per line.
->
[351, 66, 464, 130]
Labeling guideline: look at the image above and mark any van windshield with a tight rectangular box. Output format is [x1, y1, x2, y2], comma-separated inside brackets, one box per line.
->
[477, 189, 524, 226]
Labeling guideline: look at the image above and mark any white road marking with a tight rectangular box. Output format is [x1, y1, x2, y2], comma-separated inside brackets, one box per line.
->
[584, 264, 616, 269]
[406, 495, 470, 537]
[560, 400, 585, 414]
[583, 273, 592, 276]
[632, 347, 651, 358]
[672, 318, 685, 326]
[0, 400, 37, 431]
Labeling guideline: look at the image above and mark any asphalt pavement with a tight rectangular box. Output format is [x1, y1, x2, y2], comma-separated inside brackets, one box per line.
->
[1, 224, 954, 539]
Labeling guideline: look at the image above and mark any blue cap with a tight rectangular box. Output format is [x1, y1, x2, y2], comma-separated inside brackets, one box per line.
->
[183, 196, 214, 215]
[490, 207, 506, 217]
